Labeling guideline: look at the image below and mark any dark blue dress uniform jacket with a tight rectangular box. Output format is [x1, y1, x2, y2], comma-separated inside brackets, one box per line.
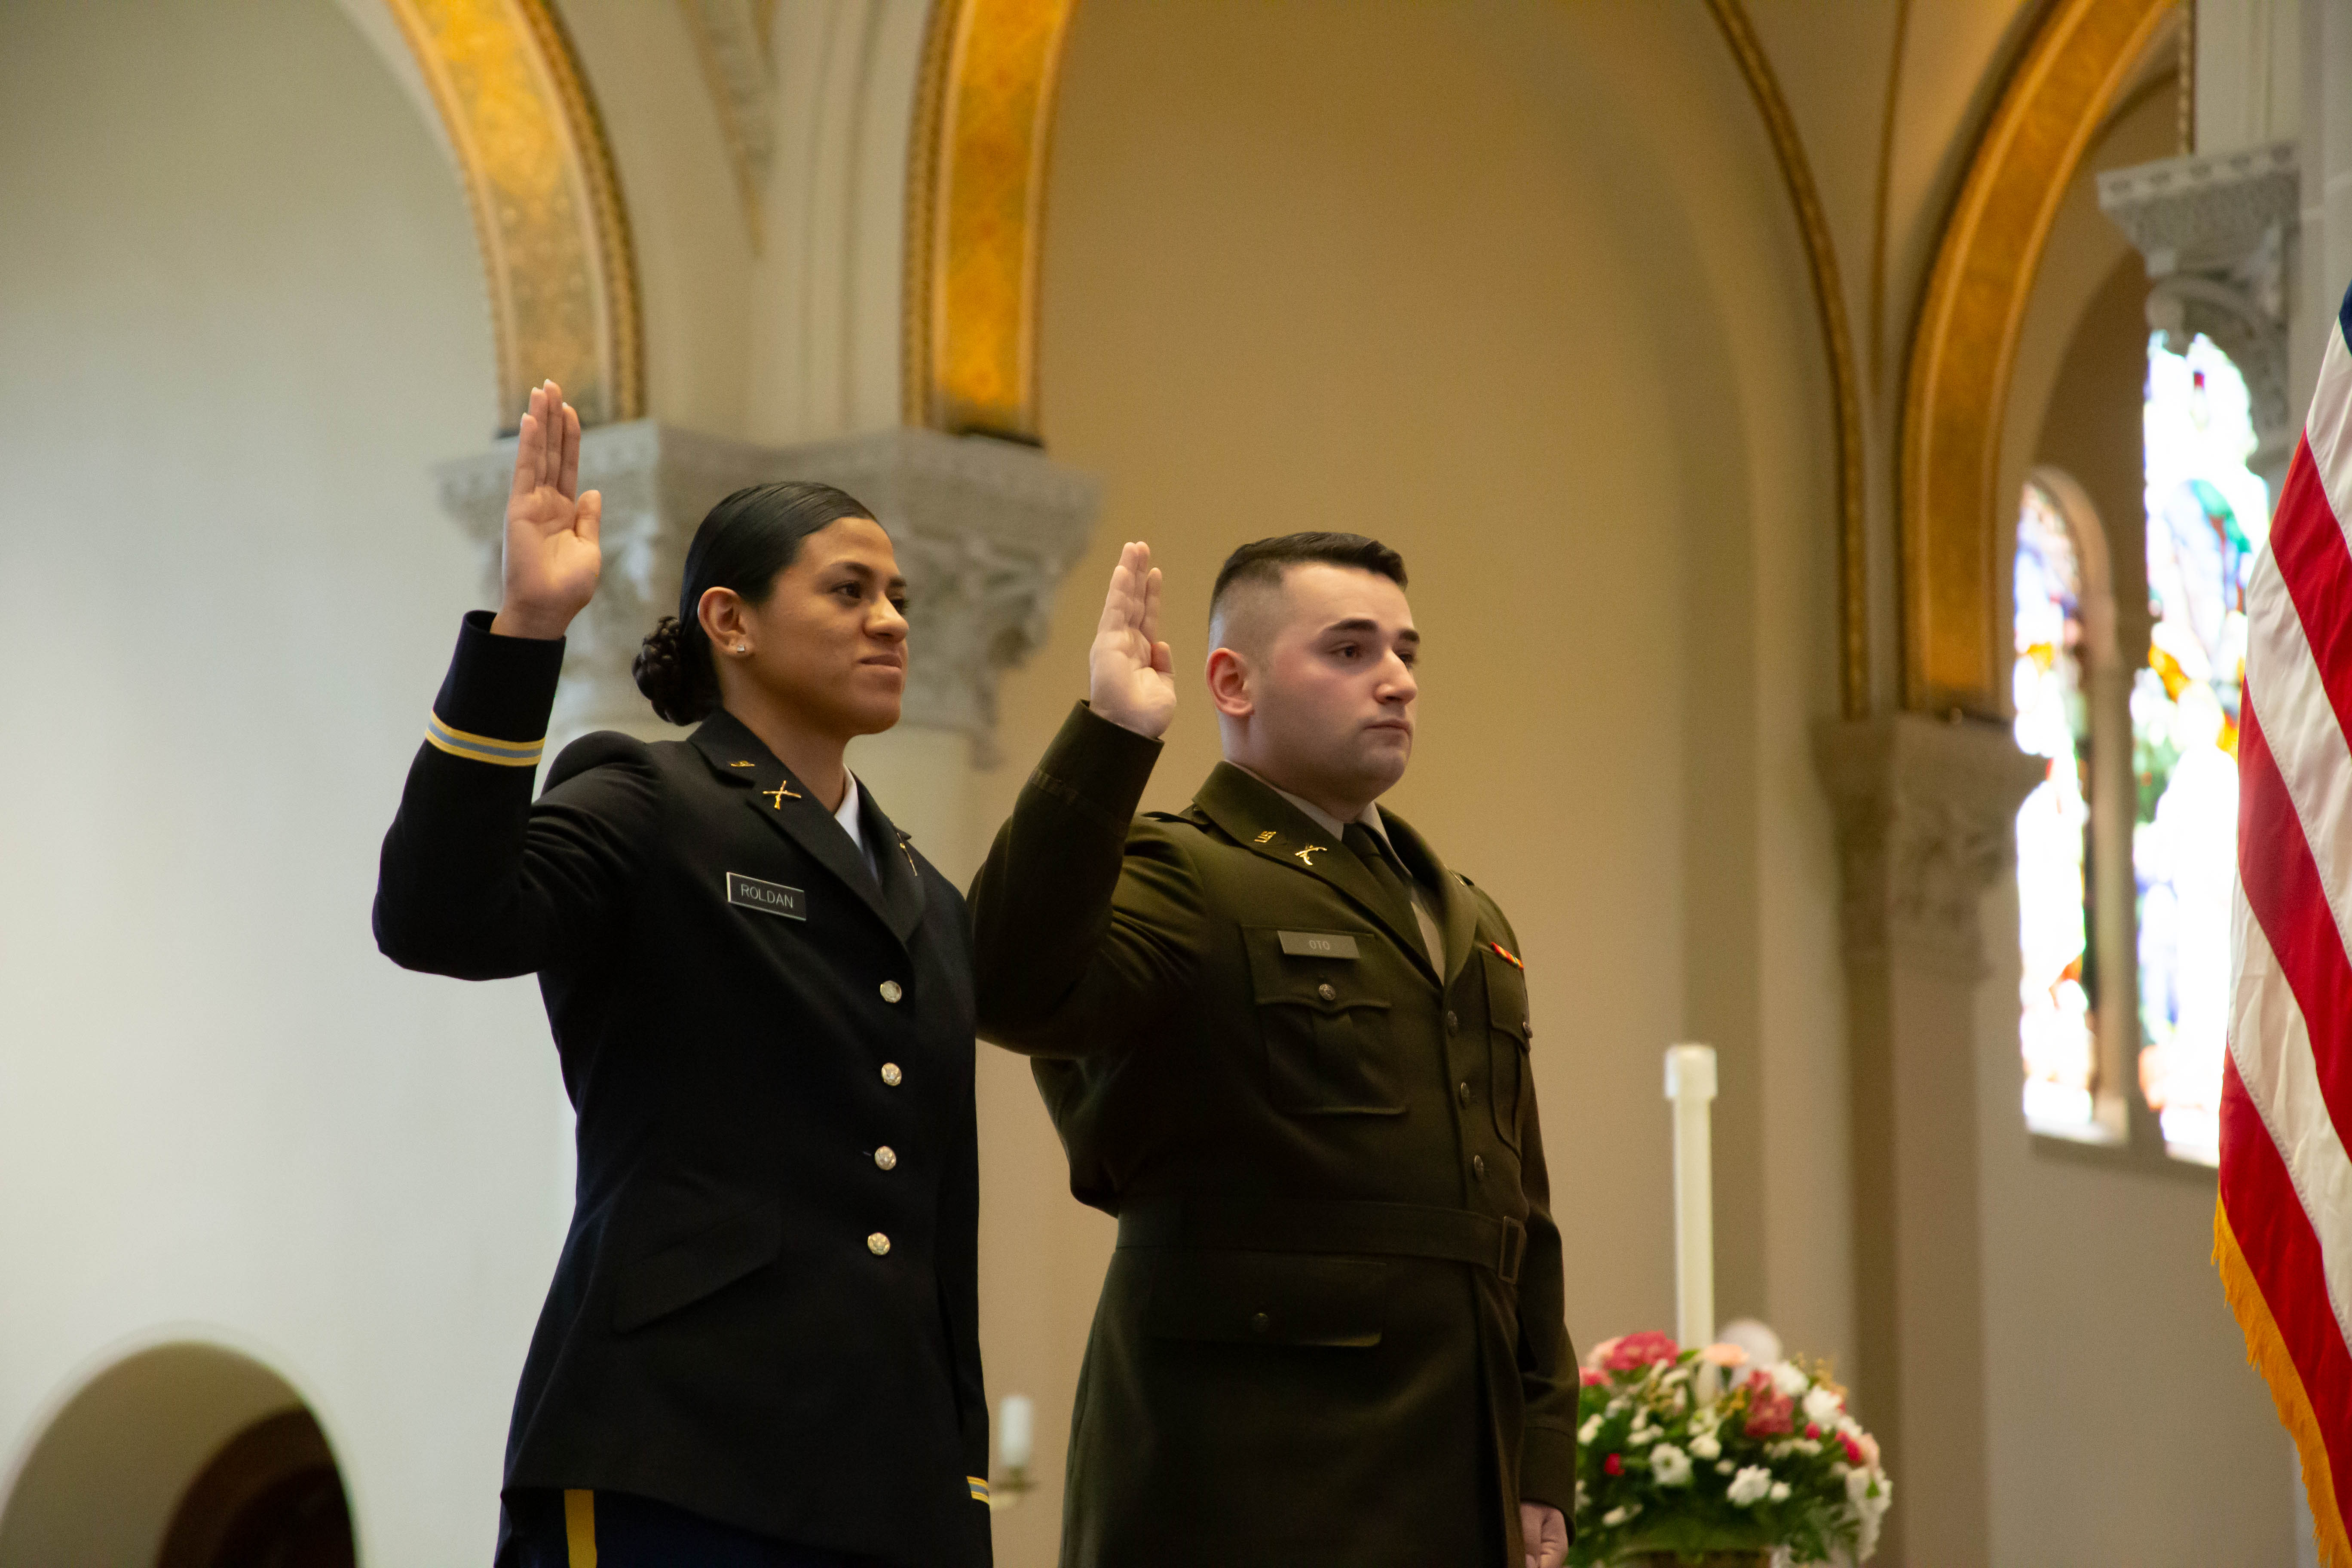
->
[374, 614, 992, 1568]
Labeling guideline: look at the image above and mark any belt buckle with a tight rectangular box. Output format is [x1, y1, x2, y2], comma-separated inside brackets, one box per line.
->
[1498, 1219, 1525, 1284]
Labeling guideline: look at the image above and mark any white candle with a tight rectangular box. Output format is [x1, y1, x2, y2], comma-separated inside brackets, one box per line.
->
[999, 1393, 1035, 1472]
[1663, 1044, 1718, 1353]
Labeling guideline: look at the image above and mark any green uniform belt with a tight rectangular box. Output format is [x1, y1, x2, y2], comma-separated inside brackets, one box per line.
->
[1115, 1196, 1526, 1285]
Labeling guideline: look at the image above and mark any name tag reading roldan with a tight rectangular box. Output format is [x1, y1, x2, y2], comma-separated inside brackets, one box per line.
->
[1278, 930, 1360, 959]
[727, 872, 806, 920]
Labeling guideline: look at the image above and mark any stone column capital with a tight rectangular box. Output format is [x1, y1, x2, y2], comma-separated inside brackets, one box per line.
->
[1815, 713, 2046, 980]
[2099, 140, 2300, 475]
[432, 421, 1099, 753]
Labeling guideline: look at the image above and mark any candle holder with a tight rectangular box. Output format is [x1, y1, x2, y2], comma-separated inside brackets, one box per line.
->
[986, 1462, 1037, 1511]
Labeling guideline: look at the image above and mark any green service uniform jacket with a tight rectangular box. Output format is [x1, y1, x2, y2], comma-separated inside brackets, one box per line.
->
[970, 704, 1579, 1568]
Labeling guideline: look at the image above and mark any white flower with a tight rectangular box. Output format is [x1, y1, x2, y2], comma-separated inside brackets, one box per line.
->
[1628, 1424, 1662, 1446]
[1727, 1465, 1774, 1507]
[1768, 1481, 1791, 1503]
[1716, 1460, 1736, 1474]
[1575, 1481, 1589, 1510]
[1578, 1415, 1603, 1445]
[1650, 1444, 1693, 1486]
[1846, 1467, 1882, 1508]
[1794, 1438, 1823, 1456]
[1803, 1386, 1843, 1425]
[1768, 1360, 1808, 1396]
[1688, 1432, 1721, 1460]
[1601, 1504, 1639, 1528]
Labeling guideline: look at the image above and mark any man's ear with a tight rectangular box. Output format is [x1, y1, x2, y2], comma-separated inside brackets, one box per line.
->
[1205, 645, 1254, 719]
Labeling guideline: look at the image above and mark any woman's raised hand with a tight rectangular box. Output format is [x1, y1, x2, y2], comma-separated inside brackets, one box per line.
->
[490, 381, 603, 640]
[1088, 540, 1176, 739]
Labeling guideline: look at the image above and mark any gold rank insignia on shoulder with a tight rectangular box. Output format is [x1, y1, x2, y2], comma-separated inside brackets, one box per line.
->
[763, 781, 802, 808]
[1255, 831, 1277, 844]
[1294, 844, 1328, 867]
[729, 760, 755, 767]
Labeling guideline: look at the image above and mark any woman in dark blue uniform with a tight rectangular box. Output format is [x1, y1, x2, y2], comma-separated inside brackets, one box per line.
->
[375, 382, 992, 1568]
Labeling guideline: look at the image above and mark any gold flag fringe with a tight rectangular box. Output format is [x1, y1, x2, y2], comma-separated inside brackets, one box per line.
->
[2217, 1195, 2352, 1568]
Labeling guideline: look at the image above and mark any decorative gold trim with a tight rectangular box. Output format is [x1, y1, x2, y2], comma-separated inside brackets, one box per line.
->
[382, 0, 644, 432]
[1898, 0, 2171, 717]
[901, 0, 1079, 441]
[1705, 0, 1871, 720]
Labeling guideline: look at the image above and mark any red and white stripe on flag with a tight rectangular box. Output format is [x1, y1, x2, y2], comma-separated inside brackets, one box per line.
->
[2225, 280, 2352, 1568]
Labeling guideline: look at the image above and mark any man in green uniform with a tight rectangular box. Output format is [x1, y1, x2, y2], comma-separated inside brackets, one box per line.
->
[970, 534, 1577, 1568]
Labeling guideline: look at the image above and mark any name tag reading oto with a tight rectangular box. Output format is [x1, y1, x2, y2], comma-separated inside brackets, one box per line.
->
[727, 873, 806, 920]
[1278, 930, 1360, 960]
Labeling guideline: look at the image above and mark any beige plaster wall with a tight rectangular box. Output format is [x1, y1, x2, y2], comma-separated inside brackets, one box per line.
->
[0, 2, 560, 1562]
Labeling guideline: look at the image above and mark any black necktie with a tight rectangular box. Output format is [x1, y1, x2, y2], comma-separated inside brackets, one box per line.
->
[1343, 823, 1424, 959]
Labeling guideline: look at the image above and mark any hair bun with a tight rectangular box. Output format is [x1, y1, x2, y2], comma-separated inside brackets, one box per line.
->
[633, 615, 716, 725]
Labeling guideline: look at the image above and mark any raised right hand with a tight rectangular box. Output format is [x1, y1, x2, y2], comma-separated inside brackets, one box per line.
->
[490, 380, 603, 640]
[1088, 540, 1176, 739]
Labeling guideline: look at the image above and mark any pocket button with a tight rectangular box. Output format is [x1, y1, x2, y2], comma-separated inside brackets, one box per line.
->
[1472, 1155, 1487, 1180]
[1458, 1080, 1472, 1106]
[1317, 982, 1337, 1002]
[867, 1231, 891, 1256]
[1251, 1312, 1271, 1335]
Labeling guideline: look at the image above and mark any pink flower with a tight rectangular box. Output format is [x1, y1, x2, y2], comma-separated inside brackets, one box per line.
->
[1856, 1431, 1881, 1470]
[1743, 1385, 1795, 1438]
[1699, 1342, 1751, 1372]
[1584, 1336, 1624, 1369]
[1603, 1452, 1624, 1476]
[1841, 1433, 1866, 1467]
[1599, 1331, 1680, 1371]
[1804, 1423, 1822, 1440]
[1580, 1368, 1606, 1387]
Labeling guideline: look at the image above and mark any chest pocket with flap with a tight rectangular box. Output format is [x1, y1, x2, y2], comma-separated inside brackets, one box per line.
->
[1243, 927, 1402, 1116]
[1481, 946, 1532, 1150]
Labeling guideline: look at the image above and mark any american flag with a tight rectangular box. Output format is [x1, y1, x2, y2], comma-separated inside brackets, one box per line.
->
[2224, 281, 2352, 1568]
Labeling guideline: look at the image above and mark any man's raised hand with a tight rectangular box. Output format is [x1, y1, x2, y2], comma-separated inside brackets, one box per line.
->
[490, 380, 603, 640]
[1088, 540, 1176, 739]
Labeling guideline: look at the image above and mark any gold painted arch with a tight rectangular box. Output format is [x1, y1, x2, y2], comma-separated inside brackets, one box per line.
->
[904, 0, 1078, 443]
[1899, 0, 2173, 717]
[382, 0, 643, 433]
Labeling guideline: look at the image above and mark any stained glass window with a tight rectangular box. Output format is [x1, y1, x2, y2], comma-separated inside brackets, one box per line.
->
[2135, 333, 2267, 1165]
[2016, 481, 2097, 1132]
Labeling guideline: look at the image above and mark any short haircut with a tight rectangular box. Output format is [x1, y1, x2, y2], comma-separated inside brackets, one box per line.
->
[1208, 533, 1408, 645]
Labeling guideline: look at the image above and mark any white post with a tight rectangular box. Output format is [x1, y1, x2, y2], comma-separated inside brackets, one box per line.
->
[1664, 1043, 1718, 1351]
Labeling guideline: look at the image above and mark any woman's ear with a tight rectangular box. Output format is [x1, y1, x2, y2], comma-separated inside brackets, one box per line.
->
[1205, 646, 1254, 719]
[698, 586, 750, 655]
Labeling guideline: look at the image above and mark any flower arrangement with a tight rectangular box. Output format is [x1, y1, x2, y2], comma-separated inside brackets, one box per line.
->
[1568, 1331, 1892, 1565]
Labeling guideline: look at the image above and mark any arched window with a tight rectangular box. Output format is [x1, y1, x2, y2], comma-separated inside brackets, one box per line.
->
[2133, 332, 2268, 1165]
[2016, 478, 2101, 1132]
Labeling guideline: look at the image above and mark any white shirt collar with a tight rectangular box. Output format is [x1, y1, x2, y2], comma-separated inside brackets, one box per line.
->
[833, 772, 864, 850]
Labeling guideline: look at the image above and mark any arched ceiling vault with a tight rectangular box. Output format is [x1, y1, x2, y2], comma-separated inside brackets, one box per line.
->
[904, 0, 1874, 711]
[379, 0, 644, 433]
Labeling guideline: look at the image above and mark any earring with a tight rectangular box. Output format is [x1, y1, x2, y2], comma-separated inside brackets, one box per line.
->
[736, 643, 749, 654]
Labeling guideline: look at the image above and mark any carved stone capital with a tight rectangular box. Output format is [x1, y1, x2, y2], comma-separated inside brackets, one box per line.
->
[434, 421, 1099, 752]
[2099, 141, 2299, 467]
[1815, 714, 2046, 980]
